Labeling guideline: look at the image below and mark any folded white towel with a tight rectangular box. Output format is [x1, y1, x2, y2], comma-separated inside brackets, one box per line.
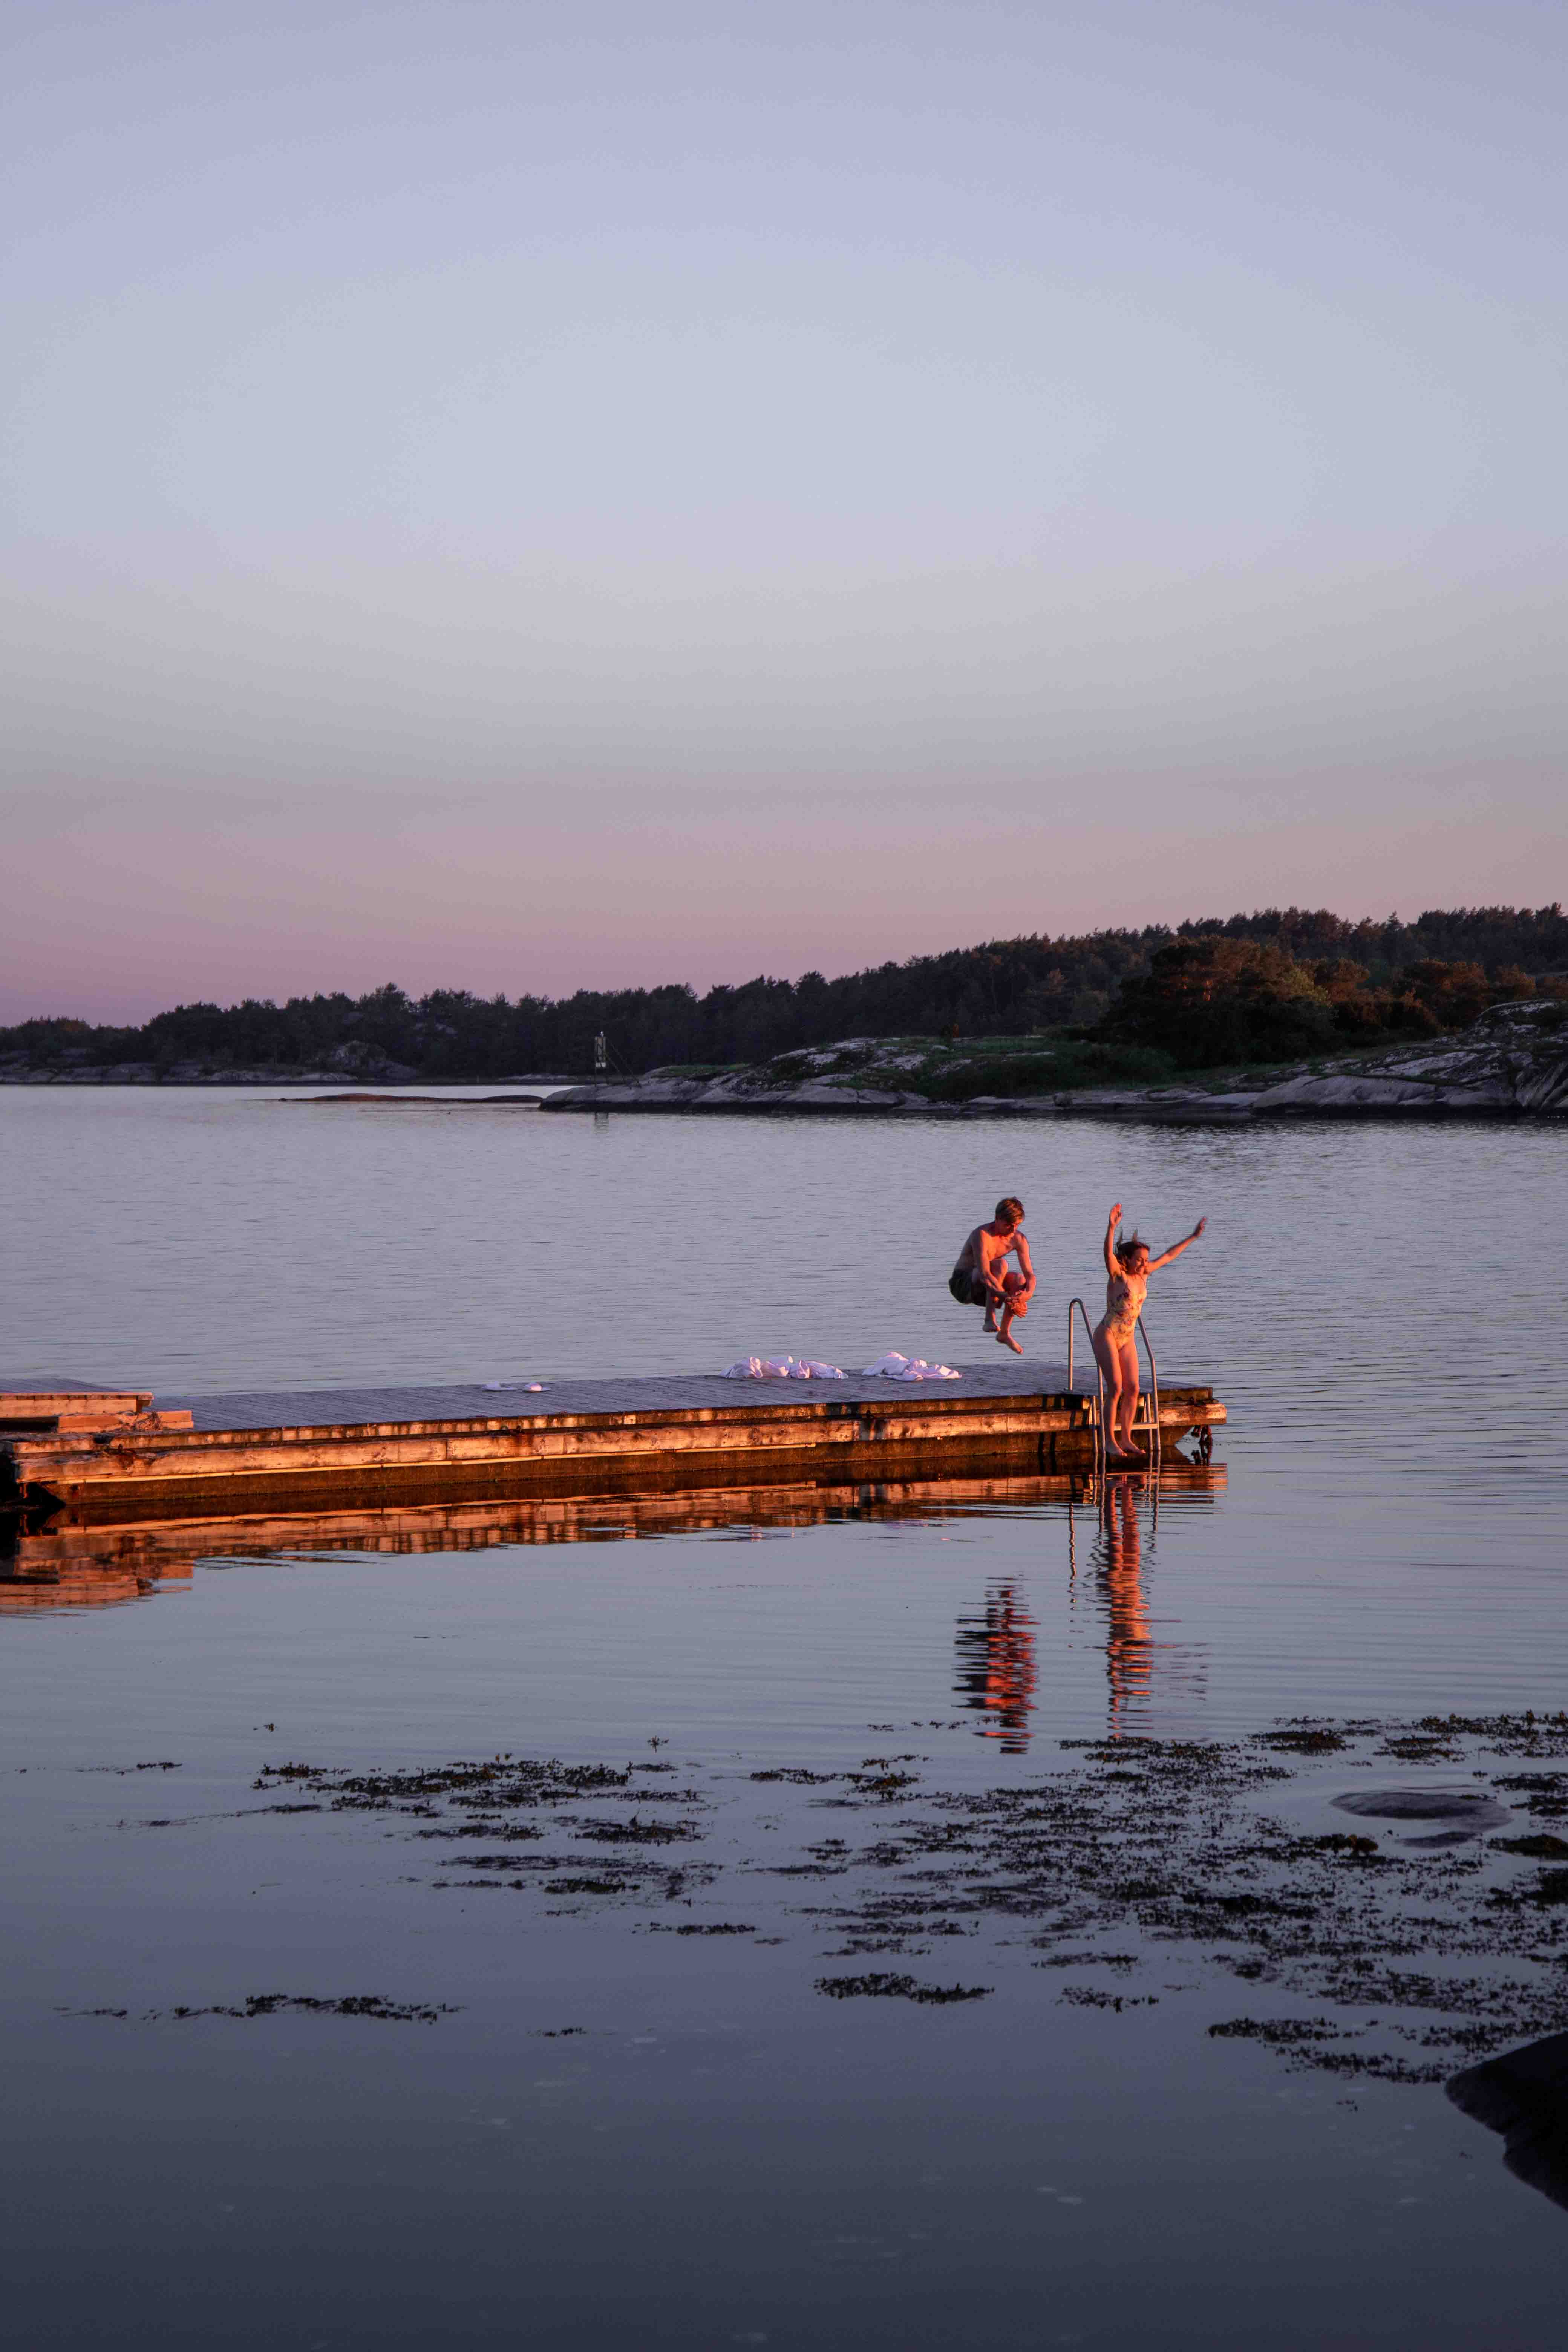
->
[719, 1355, 847, 1381]
[859, 1352, 962, 1381]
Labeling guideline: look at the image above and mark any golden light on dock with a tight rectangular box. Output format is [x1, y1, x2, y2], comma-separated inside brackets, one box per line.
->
[2, 1371, 1225, 1531]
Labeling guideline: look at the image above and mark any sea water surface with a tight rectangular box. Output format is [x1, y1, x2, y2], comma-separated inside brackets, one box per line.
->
[2, 1087, 1566, 2347]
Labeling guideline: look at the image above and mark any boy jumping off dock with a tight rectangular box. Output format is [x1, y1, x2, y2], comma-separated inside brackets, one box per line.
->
[950, 1197, 1035, 1353]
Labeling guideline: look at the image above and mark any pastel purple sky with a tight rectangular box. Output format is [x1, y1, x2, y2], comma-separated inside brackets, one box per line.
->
[3, 0, 1564, 1023]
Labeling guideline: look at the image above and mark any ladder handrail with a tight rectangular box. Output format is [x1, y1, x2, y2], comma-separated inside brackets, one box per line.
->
[1135, 1312, 1162, 1475]
[1069, 1297, 1161, 1479]
[1066, 1297, 1105, 1484]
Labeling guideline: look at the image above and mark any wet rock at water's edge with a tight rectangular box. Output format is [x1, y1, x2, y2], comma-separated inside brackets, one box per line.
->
[1449, 2032, 1568, 2214]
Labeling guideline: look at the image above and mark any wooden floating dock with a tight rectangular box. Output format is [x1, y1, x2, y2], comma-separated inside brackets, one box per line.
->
[0, 1365, 1225, 1530]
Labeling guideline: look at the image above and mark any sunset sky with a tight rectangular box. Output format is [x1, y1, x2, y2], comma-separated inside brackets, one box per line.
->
[3, 0, 1563, 1023]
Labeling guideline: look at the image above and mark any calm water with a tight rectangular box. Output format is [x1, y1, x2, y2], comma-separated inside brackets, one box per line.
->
[3, 1089, 1567, 2346]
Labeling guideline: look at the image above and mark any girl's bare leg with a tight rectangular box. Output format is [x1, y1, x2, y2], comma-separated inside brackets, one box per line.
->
[1116, 1339, 1141, 1453]
[1092, 1325, 1131, 1452]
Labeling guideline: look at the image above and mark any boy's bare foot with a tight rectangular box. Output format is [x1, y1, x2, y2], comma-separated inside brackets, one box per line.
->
[983, 1314, 998, 1333]
[997, 1331, 1023, 1354]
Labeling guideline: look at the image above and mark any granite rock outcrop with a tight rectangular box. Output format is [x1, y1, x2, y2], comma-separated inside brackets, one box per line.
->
[540, 1003, 1568, 1122]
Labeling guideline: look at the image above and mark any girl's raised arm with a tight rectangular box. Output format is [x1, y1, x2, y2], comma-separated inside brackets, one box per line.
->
[1149, 1217, 1207, 1271]
[1102, 1203, 1123, 1277]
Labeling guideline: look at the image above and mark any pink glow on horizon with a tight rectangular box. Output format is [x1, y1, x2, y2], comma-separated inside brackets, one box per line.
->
[3, 3, 1564, 1025]
[5, 801, 1559, 1026]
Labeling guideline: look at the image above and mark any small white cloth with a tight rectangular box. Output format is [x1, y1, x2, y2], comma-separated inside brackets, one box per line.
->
[719, 1355, 847, 1381]
[859, 1352, 962, 1381]
[482, 1380, 547, 1392]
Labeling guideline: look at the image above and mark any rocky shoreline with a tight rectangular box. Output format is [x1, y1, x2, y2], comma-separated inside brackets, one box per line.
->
[539, 1001, 1568, 1122]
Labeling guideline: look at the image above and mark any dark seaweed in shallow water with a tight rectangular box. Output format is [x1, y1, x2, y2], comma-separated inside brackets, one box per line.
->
[573, 1814, 702, 1845]
[1211, 2018, 1346, 2048]
[816, 1973, 992, 2004]
[649, 1922, 756, 1936]
[146, 1994, 457, 2023]
[237, 1715, 1568, 2088]
[1493, 1772, 1568, 1818]
[415, 1822, 543, 1842]
[1256, 1728, 1348, 1755]
[256, 1755, 634, 1810]
[1492, 1867, 1568, 1909]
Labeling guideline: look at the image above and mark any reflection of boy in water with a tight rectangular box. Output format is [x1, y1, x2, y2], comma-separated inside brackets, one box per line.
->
[949, 1197, 1036, 1354]
[954, 1584, 1037, 1753]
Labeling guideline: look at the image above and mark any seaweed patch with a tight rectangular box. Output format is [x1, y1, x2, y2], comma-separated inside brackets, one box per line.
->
[211, 1716, 1568, 2086]
[141, 1994, 458, 2023]
[816, 1973, 992, 2004]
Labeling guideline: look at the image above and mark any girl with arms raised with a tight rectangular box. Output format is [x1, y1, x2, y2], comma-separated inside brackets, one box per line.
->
[1093, 1203, 1206, 1462]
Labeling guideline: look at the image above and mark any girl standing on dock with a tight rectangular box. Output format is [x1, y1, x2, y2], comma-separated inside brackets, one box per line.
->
[1093, 1202, 1206, 1462]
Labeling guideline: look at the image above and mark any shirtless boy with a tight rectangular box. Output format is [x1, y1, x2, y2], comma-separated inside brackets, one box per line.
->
[950, 1197, 1035, 1354]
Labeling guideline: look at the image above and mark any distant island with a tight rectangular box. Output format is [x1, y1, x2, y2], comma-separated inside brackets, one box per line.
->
[4, 904, 1565, 1101]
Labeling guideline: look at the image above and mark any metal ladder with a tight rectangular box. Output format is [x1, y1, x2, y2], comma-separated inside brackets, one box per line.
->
[1067, 1301, 1162, 1475]
[1067, 1298, 1106, 1481]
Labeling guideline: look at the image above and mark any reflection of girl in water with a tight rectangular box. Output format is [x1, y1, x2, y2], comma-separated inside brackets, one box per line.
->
[1098, 1476, 1152, 1730]
[1093, 1201, 1206, 1463]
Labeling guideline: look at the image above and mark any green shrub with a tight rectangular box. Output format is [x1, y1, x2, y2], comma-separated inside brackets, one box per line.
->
[1053, 1043, 1179, 1089]
[922, 1043, 1175, 1100]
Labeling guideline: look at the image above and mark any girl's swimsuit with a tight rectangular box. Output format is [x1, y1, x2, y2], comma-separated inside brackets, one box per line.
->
[1098, 1265, 1147, 1343]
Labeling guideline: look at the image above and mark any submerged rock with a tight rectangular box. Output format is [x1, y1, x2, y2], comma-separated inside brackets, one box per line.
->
[1332, 1787, 1513, 1844]
[1449, 2031, 1568, 2213]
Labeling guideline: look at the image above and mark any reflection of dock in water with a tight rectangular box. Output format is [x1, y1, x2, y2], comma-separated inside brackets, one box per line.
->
[2, 1464, 1221, 1612]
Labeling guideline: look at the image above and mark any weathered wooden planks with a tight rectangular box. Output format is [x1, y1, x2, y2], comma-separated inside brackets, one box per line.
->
[2, 1372, 1225, 1525]
[1, 1389, 154, 1429]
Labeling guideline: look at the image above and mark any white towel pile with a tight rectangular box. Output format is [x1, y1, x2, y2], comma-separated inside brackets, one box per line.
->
[719, 1352, 960, 1382]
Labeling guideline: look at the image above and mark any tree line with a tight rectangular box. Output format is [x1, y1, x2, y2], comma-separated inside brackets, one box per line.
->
[1104, 929, 1567, 1068]
[5, 903, 1565, 1077]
